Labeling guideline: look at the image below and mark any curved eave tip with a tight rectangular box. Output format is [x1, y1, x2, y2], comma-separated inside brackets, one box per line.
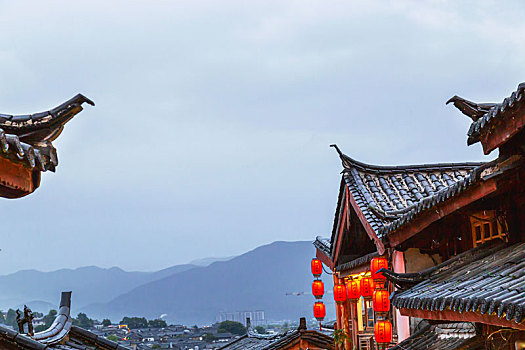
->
[329, 144, 344, 157]
[75, 93, 95, 106]
[446, 95, 460, 105]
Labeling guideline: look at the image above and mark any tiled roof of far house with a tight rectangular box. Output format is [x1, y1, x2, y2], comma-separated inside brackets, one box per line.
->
[0, 94, 94, 172]
[447, 82, 525, 147]
[330, 144, 485, 239]
[313, 236, 331, 257]
[389, 323, 483, 350]
[383, 241, 525, 325]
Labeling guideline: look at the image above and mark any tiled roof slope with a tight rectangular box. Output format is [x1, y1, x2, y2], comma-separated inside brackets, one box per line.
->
[219, 327, 334, 350]
[384, 242, 525, 324]
[313, 236, 331, 257]
[389, 323, 483, 350]
[447, 83, 525, 147]
[330, 145, 484, 239]
[0, 94, 93, 172]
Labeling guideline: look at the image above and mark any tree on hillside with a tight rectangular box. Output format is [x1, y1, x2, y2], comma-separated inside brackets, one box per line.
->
[255, 326, 266, 334]
[147, 319, 167, 328]
[5, 309, 17, 328]
[43, 310, 57, 328]
[217, 321, 246, 335]
[120, 317, 148, 329]
[73, 313, 94, 329]
[102, 319, 112, 327]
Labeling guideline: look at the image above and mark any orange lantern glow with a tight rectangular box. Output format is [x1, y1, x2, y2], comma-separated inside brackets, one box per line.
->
[312, 279, 324, 299]
[346, 279, 361, 301]
[375, 320, 393, 346]
[371, 257, 388, 283]
[333, 284, 347, 304]
[313, 301, 326, 321]
[373, 289, 390, 313]
[360, 277, 374, 299]
[311, 258, 323, 278]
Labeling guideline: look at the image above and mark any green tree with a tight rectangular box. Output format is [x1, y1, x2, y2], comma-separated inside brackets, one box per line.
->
[6, 309, 18, 328]
[147, 319, 167, 328]
[217, 321, 247, 335]
[43, 310, 57, 328]
[106, 334, 120, 342]
[102, 319, 112, 327]
[73, 313, 94, 329]
[203, 333, 216, 342]
[255, 326, 266, 334]
[120, 317, 148, 329]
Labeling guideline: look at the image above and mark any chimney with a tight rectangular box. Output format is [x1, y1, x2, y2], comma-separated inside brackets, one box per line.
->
[298, 317, 307, 331]
[246, 317, 251, 329]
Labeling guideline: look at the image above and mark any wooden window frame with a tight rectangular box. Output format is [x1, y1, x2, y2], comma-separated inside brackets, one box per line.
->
[470, 210, 507, 247]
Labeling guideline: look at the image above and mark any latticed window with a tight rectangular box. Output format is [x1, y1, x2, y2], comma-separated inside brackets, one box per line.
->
[470, 210, 507, 247]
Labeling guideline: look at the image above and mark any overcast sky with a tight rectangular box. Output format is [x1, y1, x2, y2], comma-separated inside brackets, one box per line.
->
[0, 0, 524, 274]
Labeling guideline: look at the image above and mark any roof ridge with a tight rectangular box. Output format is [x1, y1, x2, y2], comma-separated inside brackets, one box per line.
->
[330, 144, 485, 173]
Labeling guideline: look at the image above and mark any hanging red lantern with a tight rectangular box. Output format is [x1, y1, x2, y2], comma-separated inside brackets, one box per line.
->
[333, 284, 347, 304]
[311, 258, 323, 278]
[373, 289, 390, 313]
[360, 277, 374, 299]
[313, 301, 326, 321]
[346, 279, 361, 301]
[375, 320, 393, 346]
[312, 279, 324, 299]
[371, 257, 388, 283]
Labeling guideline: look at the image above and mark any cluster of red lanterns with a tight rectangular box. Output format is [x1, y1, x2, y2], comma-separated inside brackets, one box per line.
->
[310, 255, 393, 347]
[371, 256, 392, 349]
[311, 258, 326, 322]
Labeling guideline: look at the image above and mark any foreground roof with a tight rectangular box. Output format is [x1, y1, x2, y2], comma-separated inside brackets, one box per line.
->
[389, 323, 483, 350]
[331, 144, 484, 240]
[383, 241, 525, 327]
[0, 292, 128, 349]
[448, 82, 525, 154]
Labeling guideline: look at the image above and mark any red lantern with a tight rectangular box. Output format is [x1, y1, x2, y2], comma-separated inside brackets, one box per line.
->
[311, 258, 323, 278]
[333, 284, 347, 304]
[360, 277, 374, 299]
[373, 289, 390, 313]
[375, 320, 393, 346]
[312, 279, 324, 299]
[371, 257, 388, 283]
[346, 279, 361, 301]
[313, 301, 326, 321]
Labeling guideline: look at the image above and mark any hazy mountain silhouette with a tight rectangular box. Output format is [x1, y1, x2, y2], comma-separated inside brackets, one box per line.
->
[83, 241, 334, 325]
[0, 264, 197, 311]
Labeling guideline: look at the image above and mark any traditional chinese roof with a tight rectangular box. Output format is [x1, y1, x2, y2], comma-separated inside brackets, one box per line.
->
[0, 94, 93, 172]
[219, 319, 334, 350]
[389, 323, 483, 350]
[330, 144, 485, 240]
[0, 292, 128, 349]
[0, 94, 93, 198]
[448, 82, 525, 153]
[383, 241, 525, 326]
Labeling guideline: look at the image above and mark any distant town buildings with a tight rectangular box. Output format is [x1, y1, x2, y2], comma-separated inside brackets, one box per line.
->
[216, 311, 265, 326]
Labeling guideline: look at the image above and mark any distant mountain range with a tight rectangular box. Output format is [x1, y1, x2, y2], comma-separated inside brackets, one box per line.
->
[0, 241, 334, 325]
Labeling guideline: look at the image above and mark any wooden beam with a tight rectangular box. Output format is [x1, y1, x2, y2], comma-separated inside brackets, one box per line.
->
[345, 185, 386, 255]
[481, 105, 525, 155]
[316, 248, 334, 270]
[332, 194, 348, 266]
[388, 179, 498, 248]
[398, 307, 525, 331]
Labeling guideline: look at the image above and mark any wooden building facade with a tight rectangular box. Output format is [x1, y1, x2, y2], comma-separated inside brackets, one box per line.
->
[314, 83, 525, 349]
